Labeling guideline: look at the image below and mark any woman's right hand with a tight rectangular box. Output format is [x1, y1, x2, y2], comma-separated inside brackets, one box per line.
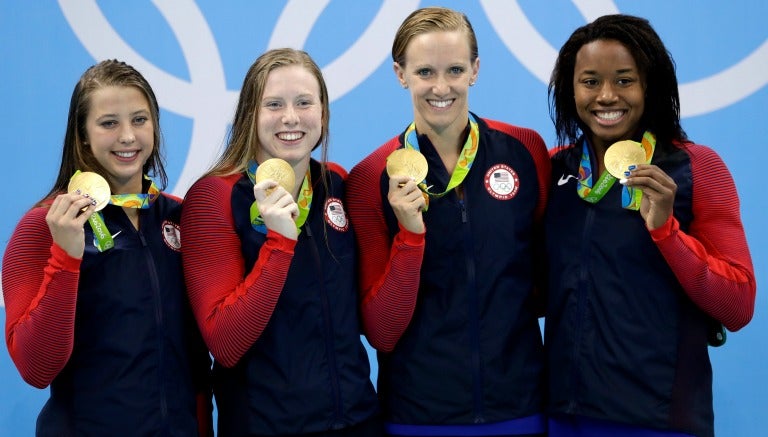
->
[387, 175, 426, 234]
[46, 193, 96, 258]
[254, 180, 299, 240]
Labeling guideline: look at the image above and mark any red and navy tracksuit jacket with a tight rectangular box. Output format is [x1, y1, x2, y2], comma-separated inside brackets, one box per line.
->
[3, 189, 211, 436]
[544, 137, 755, 437]
[346, 114, 551, 435]
[181, 159, 379, 436]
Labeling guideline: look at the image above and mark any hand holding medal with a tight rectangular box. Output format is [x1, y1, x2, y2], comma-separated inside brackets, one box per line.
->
[67, 171, 111, 211]
[254, 158, 295, 196]
[386, 148, 431, 211]
[604, 140, 646, 180]
[386, 148, 429, 184]
[386, 148, 428, 233]
[252, 158, 300, 239]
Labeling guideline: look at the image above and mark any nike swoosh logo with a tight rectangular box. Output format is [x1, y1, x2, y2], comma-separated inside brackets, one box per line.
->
[557, 174, 578, 186]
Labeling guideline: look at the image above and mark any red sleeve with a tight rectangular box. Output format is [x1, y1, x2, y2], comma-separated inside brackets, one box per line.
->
[2, 206, 81, 388]
[649, 144, 755, 331]
[181, 175, 297, 368]
[346, 139, 425, 352]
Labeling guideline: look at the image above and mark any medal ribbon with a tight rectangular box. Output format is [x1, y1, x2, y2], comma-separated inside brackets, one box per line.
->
[74, 173, 160, 252]
[109, 175, 160, 208]
[246, 160, 312, 235]
[576, 131, 656, 210]
[403, 113, 480, 199]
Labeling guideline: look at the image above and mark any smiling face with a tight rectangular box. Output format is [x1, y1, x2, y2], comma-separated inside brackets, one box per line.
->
[256, 65, 322, 167]
[84, 85, 154, 194]
[573, 39, 646, 154]
[395, 30, 479, 139]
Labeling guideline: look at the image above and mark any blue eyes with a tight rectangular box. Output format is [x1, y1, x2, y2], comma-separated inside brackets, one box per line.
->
[416, 67, 465, 77]
[99, 116, 148, 128]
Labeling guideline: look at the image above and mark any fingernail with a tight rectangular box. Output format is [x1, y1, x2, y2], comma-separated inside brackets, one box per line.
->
[619, 178, 628, 185]
[628, 165, 637, 170]
[623, 171, 631, 177]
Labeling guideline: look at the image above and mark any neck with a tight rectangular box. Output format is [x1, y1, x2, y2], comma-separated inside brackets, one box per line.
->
[123, 206, 140, 230]
[417, 120, 468, 174]
[291, 159, 310, 200]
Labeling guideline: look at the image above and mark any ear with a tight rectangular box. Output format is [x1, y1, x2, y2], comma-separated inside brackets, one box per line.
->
[394, 62, 407, 88]
[470, 57, 480, 85]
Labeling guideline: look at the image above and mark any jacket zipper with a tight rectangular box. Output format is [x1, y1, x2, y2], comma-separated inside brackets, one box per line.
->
[460, 198, 485, 423]
[137, 224, 169, 422]
[304, 225, 344, 426]
[567, 206, 595, 413]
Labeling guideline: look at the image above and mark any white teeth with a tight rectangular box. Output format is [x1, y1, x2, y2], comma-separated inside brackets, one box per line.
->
[278, 132, 302, 141]
[115, 151, 138, 158]
[596, 111, 623, 121]
[428, 99, 452, 108]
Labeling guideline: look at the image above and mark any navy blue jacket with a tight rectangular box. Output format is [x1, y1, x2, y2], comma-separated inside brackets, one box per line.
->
[212, 160, 378, 436]
[375, 116, 549, 425]
[545, 138, 736, 437]
[38, 192, 210, 436]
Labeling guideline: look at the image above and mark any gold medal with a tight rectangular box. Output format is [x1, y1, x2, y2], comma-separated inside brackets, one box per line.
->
[67, 171, 111, 211]
[386, 148, 428, 182]
[255, 158, 295, 195]
[604, 140, 646, 178]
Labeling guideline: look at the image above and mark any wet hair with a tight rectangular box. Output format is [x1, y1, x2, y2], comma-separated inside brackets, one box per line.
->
[44, 59, 166, 202]
[392, 6, 479, 67]
[548, 14, 686, 148]
[208, 48, 330, 177]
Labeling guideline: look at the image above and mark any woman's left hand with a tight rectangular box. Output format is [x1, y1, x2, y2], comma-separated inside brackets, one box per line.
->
[621, 164, 677, 230]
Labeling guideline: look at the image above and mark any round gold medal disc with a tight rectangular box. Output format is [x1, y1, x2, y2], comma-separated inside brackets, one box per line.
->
[255, 158, 295, 194]
[604, 140, 646, 178]
[67, 171, 111, 211]
[386, 148, 428, 182]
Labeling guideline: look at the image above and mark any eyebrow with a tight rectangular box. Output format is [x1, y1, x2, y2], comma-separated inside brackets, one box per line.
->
[578, 67, 636, 75]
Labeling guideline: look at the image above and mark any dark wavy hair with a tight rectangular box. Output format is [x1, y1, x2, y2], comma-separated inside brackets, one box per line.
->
[548, 14, 686, 148]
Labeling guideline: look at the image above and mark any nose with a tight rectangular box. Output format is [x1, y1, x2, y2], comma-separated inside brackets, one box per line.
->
[119, 124, 135, 144]
[282, 105, 299, 125]
[432, 74, 450, 96]
[597, 82, 618, 104]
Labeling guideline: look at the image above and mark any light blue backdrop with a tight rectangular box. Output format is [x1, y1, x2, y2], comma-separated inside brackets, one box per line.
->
[1, 1, 766, 436]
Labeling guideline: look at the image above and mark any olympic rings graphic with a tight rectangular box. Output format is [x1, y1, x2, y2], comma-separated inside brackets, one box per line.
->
[57, 0, 417, 195]
[58, 0, 767, 196]
[479, 0, 768, 117]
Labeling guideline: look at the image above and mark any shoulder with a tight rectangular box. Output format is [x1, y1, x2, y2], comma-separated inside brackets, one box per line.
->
[676, 141, 725, 165]
[157, 191, 183, 207]
[186, 174, 242, 197]
[325, 161, 348, 180]
[16, 203, 51, 228]
[674, 141, 734, 184]
[550, 144, 577, 159]
[481, 116, 546, 148]
[348, 136, 402, 185]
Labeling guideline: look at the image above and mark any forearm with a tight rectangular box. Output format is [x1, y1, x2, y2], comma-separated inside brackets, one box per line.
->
[4, 229, 79, 388]
[358, 225, 424, 352]
[652, 216, 755, 331]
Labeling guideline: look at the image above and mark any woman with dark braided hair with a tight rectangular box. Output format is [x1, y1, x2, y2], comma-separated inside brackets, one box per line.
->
[545, 14, 756, 437]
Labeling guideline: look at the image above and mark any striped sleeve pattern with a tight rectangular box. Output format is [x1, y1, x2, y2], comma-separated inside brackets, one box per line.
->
[181, 175, 296, 367]
[650, 144, 756, 331]
[346, 138, 425, 352]
[2, 206, 80, 388]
